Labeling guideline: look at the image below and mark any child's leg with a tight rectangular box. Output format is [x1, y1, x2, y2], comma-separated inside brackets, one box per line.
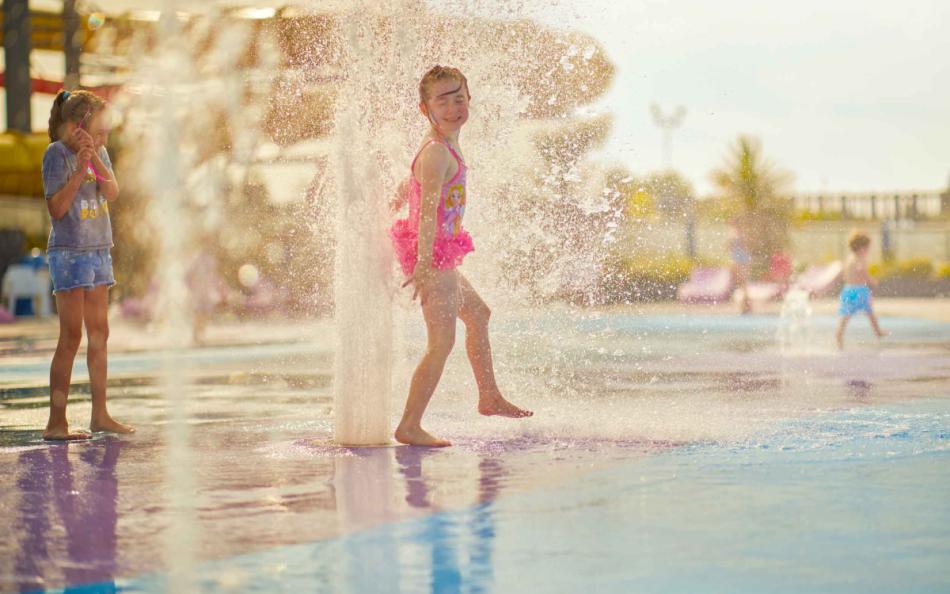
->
[835, 315, 850, 350]
[44, 289, 89, 440]
[457, 273, 532, 418]
[395, 270, 460, 447]
[867, 310, 887, 338]
[84, 285, 133, 434]
[735, 264, 752, 314]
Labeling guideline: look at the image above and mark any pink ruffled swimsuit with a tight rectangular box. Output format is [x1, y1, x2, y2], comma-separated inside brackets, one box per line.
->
[390, 139, 474, 276]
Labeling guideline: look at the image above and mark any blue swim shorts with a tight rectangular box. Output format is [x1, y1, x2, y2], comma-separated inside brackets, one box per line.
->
[48, 248, 116, 294]
[839, 284, 872, 316]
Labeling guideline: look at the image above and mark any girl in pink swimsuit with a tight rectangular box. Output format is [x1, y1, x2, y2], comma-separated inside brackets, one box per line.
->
[390, 138, 473, 276]
[390, 66, 532, 447]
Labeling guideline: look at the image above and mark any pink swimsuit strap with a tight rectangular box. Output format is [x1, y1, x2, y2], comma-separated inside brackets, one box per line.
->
[409, 138, 465, 183]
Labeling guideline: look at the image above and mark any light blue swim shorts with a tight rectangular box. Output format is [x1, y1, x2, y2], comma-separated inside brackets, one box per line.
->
[839, 284, 872, 316]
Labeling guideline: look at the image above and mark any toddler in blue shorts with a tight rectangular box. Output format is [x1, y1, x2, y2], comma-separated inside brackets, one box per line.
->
[836, 230, 887, 349]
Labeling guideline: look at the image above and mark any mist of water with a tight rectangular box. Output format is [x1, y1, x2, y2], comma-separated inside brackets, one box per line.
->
[110, 0, 626, 448]
[111, 2, 281, 589]
[317, 0, 621, 443]
[777, 287, 814, 354]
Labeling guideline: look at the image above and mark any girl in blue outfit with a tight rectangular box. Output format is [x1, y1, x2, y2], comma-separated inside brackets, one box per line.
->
[836, 229, 887, 350]
[41, 89, 133, 440]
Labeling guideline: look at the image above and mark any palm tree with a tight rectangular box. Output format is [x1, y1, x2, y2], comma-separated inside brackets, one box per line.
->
[711, 135, 792, 212]
[710, 135, 794, 278]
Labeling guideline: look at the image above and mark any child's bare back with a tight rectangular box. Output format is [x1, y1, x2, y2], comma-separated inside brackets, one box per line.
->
[842, 254, 871, 286]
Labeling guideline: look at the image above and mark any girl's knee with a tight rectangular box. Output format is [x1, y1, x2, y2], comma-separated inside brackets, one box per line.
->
[427, 330, 456, 357]
[86, 328, 109, 351]
[462, 303, 491, 328]
[59, 328, 83, 353]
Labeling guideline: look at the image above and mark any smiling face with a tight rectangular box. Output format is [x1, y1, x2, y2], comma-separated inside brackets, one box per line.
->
[420, 77, 470, 134]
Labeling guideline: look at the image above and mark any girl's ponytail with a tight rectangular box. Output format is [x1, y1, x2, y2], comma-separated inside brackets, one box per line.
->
[48, 89, 70, 142]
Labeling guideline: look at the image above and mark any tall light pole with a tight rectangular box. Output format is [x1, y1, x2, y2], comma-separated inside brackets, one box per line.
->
[3, 0, 32, 132]
[64, 0, 81, 90]
[651, 104, 693, 259]
[650, 103, 686, 170]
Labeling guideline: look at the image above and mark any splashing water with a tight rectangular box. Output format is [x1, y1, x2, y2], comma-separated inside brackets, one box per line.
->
[300, 1, 619, 443]
[111, 0, 281, 587]
[777, 287, 814, 354]
[111, 0, 623, 471]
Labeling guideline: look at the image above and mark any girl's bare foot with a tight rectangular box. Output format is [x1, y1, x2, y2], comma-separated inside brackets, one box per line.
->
[478, 392, 533, 418]
[394, 425, 451, 447]
[90, 415, 135, 434]
[43, 422, 91, 441]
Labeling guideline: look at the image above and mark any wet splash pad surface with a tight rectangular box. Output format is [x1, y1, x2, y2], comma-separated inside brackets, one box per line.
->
[1, 311, 948, 593]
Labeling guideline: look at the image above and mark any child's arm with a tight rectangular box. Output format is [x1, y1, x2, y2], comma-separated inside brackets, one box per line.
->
[91, 144, 119, 202]
[46, 143, 95, 220]
[404, 142, 452, 298]
[390, 178, 410, 213]
[73, 127, 119, 202]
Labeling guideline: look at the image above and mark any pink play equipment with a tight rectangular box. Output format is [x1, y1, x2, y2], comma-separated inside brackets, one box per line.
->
[792, 260, 843, 297]
[677, 267, 734, 303]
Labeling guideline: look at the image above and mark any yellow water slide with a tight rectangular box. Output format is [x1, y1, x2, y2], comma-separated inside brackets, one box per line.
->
[0, 131, 47, 197]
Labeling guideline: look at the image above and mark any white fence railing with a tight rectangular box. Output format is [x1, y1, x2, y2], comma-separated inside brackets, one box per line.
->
[793, 190, 946, 220]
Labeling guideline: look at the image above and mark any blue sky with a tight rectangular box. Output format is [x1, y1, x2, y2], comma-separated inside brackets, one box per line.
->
[523, 0, 950, 195]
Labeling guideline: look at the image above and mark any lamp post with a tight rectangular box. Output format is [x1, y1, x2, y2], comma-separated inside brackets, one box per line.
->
[650, 103, 686, 170]
[3, 0, 32, 132]
[64, 0, 81, 90]
[650, 104, 693, 257]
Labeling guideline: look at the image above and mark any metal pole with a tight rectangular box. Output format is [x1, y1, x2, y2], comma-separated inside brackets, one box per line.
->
[662, 129, 672, 169]
[3, 0, 32, 132]
[650, 104, 686, 171]
[685, 209, 696, 259]
[63, 0, 82, 90]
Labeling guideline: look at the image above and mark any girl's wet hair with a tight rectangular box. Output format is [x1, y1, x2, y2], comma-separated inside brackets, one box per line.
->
[418, 65, 470, 103]
[48, 89, 105, 142]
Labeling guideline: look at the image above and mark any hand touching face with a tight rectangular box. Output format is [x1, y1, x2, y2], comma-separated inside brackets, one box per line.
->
[81, 111, 111, 150]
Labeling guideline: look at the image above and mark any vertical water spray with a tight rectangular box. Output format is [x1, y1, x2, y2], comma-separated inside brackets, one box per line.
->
[323, 2, 619, 442]
[330, 6, 412, 445]
[110, 3, 280, 587]
[151, 4, 197, 591]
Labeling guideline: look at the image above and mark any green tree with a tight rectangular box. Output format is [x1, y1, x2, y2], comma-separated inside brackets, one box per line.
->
[709, 135, 794, 278]
[710, 135, 791, 212]
[634, 170, 694, 219]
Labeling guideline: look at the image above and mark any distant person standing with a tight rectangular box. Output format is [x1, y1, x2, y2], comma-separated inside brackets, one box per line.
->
[880, 219, 893, 261]
[730, 216, 752, 314]
[836, 229, 888, 350]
